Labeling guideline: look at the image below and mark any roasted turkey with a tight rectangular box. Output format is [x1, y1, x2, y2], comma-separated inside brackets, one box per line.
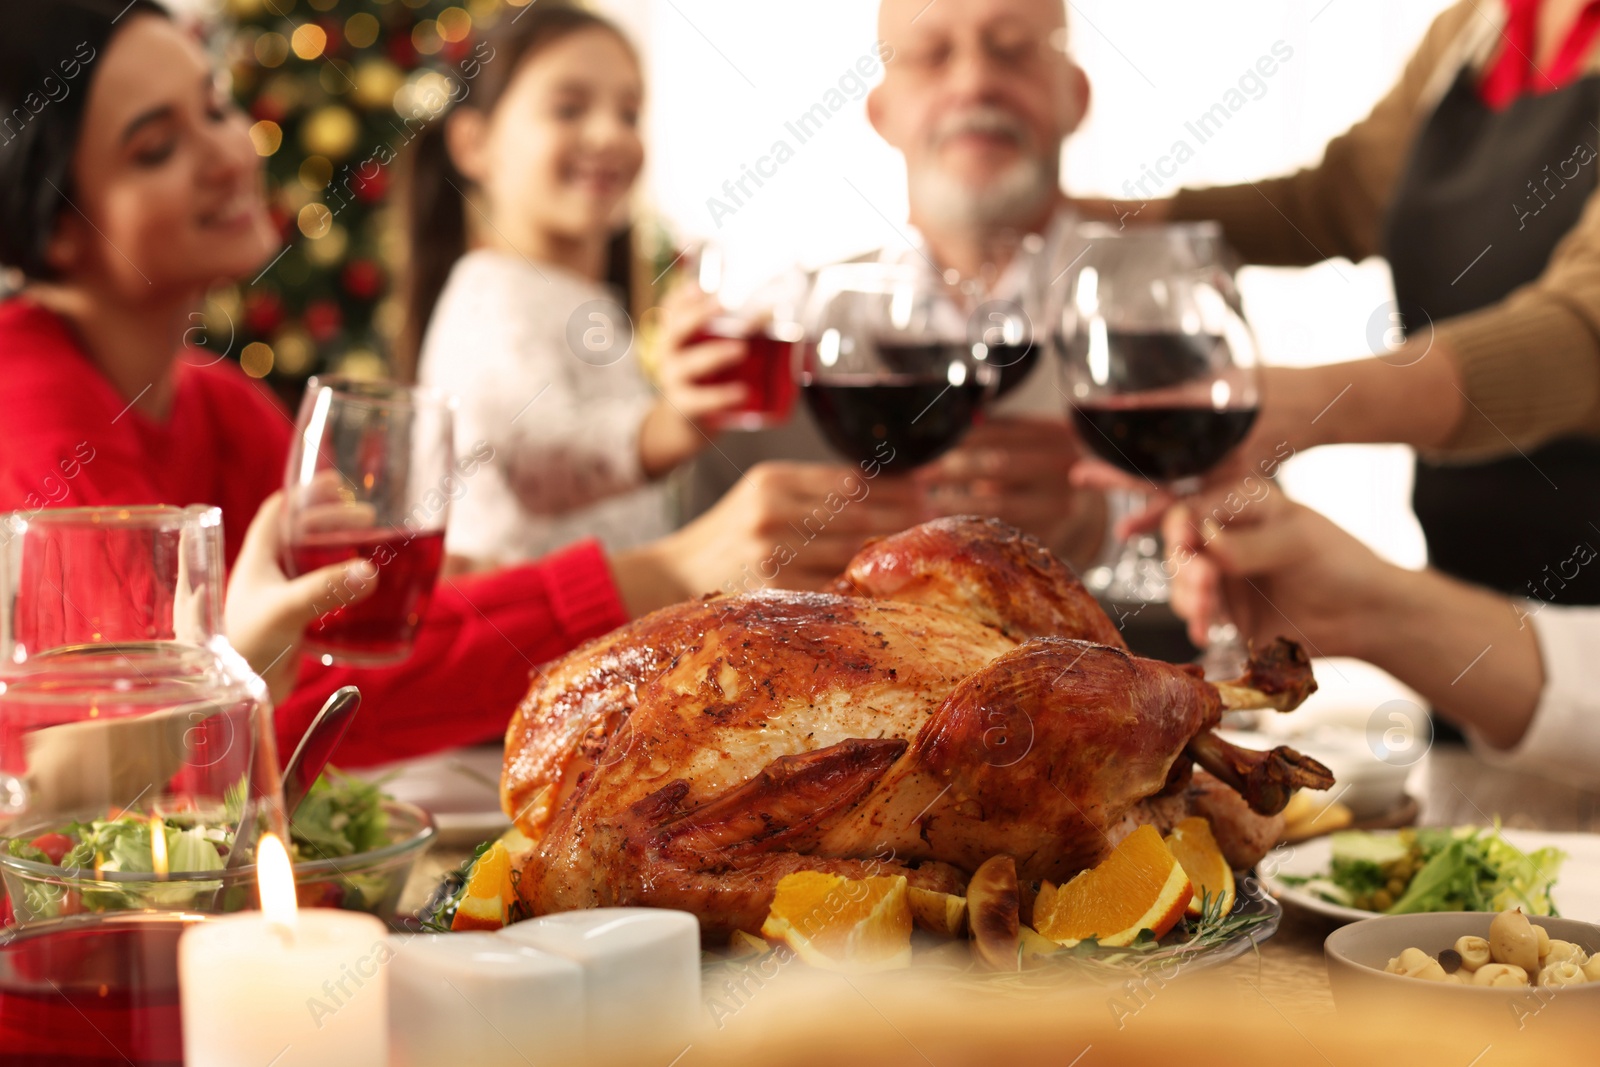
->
[501, 517, 1331, 940]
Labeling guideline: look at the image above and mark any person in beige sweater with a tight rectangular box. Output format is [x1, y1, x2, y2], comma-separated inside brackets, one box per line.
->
[1083, 0, 1600, 462]
[1079, 0, 1600, 634]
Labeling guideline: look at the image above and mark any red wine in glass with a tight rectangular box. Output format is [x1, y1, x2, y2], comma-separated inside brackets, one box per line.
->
[1062, 329, 1256, 483]
[986, 341, 1040, 400]
[1072, 402, 1258, 482]
[282, 376, 455, 668]
[687, 318, 799, 430]
[802, 372, 988, 473]
[285, 528, 445, 666]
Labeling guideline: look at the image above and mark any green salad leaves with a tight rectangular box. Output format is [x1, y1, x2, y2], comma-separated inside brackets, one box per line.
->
[1298, 826, 1565, 916]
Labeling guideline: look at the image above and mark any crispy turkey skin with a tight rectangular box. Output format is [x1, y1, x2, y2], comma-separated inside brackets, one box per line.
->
[501, 517, 1328, 940]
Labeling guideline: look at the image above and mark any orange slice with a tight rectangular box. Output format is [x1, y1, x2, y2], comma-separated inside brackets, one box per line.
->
[907, 886, 967, 937]
[1165, 816, 1236, 918]
[1034, 825, 1193, 947]
[760, 871, 912, 972]
[451, 840, 514, 931]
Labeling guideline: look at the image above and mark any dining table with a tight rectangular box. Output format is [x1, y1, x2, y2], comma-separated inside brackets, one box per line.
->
[397, 741, 1600, 1066]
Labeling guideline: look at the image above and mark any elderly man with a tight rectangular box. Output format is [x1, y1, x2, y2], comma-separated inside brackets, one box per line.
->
[679, 0, 1106, 569]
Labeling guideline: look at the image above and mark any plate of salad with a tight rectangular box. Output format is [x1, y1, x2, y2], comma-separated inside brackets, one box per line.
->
[1257, 825, 1600, 924]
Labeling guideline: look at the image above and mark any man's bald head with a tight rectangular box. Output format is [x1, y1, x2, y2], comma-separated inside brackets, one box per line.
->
[877, 0, 1066, 47]
[869, 0, 1085, 233]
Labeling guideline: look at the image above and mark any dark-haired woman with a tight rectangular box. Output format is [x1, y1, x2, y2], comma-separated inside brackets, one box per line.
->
[0, 0, 921, 767]
[404, 6, 747, 565]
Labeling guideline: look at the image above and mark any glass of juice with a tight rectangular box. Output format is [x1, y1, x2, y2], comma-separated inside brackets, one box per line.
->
[681, 241, 802, 430]
[281, 377, 456, 667]
[685, 316, 801, 431]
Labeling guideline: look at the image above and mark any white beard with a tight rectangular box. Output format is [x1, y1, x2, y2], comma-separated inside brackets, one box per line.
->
[909, 154, 1057, 232]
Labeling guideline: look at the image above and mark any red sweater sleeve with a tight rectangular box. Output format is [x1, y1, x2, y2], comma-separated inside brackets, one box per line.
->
[276, 538, 628, 767]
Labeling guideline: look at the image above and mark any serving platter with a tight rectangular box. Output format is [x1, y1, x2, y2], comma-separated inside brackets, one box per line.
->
[1258, 828, 1600, 924]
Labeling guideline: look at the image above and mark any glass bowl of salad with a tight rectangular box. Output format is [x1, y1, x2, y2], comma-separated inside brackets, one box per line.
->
[0, 772, 435, 926]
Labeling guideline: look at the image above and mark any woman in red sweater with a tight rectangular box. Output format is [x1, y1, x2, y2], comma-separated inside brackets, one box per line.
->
[0, 0, 919, 766]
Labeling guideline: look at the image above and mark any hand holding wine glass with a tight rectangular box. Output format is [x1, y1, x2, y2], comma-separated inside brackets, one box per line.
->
[280, 377, 456, 668]
[672, 241, 803, 432]
[226, 489, 377, 703]
[1056, 222, 1262, 675]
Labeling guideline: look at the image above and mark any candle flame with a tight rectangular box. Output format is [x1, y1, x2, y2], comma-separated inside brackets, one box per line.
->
[257, 833, 298, 928]
[149, 814, 167, 877]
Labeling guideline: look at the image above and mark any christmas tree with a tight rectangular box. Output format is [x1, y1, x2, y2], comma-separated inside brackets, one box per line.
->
[201, 0, 521, 404]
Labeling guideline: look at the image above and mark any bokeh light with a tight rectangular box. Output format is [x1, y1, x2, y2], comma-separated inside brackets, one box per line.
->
[411, 19, 443, 55]
[290, 24, 327, 60]
[253, 31, 289, 68]
[297, 202, 333, 239]
[248, 120, 282, 156]
[436, 7, 472, 42]
[240, 342, 275, 378]
[345, 12, 380, 49]
[298, 154, 333, 190]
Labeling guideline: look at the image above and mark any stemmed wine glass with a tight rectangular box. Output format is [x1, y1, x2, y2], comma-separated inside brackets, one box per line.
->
[281, 377, 456, 667]
[958, 231, 1049, 404]
[1055, 222, 1261, 677]
[799, 262, 998, 476]
[681, 241, 803, 431]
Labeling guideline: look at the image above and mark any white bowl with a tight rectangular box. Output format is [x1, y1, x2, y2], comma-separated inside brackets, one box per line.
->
[1325, 912, 1600, 1039]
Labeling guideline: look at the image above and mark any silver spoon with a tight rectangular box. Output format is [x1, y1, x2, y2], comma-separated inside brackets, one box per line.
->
[281, 686, 362, 816]
[225, 686, 361, 869]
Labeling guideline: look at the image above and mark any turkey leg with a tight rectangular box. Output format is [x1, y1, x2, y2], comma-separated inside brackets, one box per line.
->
[1185, 730, 1334, 816]
[1210, 636, 1319, 711]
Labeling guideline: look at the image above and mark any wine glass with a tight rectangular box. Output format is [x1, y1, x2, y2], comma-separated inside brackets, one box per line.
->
[281, 377, 456, 667]
[1054, 222, 1261, 677]
[799, 261, 997, 476]
[957, 231, 1050, 404]
[680, 241, 803, 431]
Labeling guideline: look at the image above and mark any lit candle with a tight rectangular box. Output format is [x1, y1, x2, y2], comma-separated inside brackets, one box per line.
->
[150, 813, 167, 876]
[178, 834, 389, 1067]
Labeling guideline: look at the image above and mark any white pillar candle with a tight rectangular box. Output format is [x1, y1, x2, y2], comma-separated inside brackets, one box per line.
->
[500, 908, 700, 1059]
[179, 835, 389, 1067]
[386, 932, 584, 1066]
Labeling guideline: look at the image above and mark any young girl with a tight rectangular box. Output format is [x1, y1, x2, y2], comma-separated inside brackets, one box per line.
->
[402, 6, 744, 566]
[0, 0, 920, 766]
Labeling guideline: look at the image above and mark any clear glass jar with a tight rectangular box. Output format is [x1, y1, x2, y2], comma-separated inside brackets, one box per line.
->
[0, 506, 288, 922]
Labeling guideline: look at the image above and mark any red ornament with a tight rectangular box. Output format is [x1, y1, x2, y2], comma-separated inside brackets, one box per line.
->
[388, 32, 416, 70]
[441, 38, 472, 64]
[342, 259, 383, 300]
[318, 19, 343, 57]
[304, 299, 343, 343]
[269, 205, 292, 238]
[243, 290, 284, 335]
[251, 96, 286, 124]
[354, 166, 388, 204]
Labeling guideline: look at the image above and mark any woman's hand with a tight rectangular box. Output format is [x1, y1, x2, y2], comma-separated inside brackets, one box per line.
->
[1161, 482, 1393, 657]
[224, 492, 377, 704]
[611, 462, 924, 615]
[638, 284, 749, 477]
[1164, 479, 1544, 750]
